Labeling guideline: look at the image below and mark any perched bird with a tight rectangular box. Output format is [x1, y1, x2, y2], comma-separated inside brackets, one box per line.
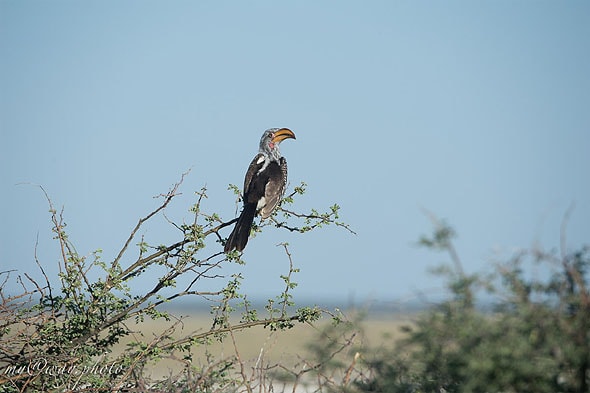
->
[224, 128, 296, 253]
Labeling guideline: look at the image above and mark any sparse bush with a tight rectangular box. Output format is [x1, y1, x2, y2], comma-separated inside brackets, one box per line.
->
[0, 173, 352, 392]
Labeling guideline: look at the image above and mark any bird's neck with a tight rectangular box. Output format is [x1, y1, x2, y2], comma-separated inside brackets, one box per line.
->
[261, 147, 281, 163]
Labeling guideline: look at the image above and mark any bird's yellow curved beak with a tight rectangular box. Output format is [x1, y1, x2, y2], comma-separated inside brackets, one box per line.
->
[272, 128, 296, 143]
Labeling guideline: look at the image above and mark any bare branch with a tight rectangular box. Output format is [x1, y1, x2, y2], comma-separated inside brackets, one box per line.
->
[108, 170, 190, 287]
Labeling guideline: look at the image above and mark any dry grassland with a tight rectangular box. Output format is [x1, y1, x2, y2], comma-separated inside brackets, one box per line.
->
[114, 312, 413, 380]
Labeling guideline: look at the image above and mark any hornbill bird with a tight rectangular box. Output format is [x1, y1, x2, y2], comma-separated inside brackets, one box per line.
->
[224, 128, 296, 253]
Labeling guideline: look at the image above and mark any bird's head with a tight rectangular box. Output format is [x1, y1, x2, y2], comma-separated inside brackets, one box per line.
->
[259, 128, 296, 160]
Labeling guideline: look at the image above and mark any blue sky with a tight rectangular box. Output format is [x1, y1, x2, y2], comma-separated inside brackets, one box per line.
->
[1, 1, 589, 307]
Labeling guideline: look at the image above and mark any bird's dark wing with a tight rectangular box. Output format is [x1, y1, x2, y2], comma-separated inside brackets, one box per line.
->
[243, 154, 271, 208]
[243, 153, 265, 197]
[260, 157, 287, 219]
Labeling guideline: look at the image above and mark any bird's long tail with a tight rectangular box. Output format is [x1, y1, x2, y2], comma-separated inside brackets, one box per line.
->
[224, 203, 257, 253]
